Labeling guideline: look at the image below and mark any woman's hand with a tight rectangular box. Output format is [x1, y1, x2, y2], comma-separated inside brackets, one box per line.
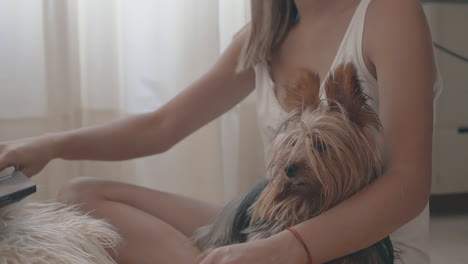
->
[200, 231, 309, 264]
[0, 134, 58, 177]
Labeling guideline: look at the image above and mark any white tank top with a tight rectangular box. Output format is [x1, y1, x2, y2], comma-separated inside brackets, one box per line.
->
[254, 0, 442, 263]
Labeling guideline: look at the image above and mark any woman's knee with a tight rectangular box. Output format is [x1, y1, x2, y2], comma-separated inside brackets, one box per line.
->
[57, 177, 107, 205]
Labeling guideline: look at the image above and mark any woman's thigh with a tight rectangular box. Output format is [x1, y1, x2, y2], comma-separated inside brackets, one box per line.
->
[58, 177, 222, 264]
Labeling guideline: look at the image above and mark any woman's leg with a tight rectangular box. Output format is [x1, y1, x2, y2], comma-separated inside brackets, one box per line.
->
[57, 177, 221, 264]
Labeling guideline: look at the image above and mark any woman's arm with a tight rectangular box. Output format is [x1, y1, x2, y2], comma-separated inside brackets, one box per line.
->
[0, 27, 254, 175]
[278, 0, 436, 262]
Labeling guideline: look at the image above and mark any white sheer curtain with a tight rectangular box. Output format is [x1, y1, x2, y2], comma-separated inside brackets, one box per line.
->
[0, 0, 264, 203]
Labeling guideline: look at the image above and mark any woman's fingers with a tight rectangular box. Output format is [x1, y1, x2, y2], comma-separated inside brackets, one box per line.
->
[0, 136, 53, 178]
[200, 248, 225, 264]
[0, 145, 13, 173]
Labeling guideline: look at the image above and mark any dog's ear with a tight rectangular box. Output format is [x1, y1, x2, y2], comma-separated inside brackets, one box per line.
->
[284, 69, 321, 112]
[324, 63, 378, 127]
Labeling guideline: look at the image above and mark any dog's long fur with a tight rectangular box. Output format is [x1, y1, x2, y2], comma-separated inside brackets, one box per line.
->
[192, 64, 395, 263]
[0, 202, 120, 264]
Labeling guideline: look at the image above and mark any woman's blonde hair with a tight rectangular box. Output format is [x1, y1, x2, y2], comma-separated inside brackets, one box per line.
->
[237, 0, 298, 72]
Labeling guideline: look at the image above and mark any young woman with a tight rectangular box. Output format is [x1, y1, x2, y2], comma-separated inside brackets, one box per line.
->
[0, 0, 441, 263]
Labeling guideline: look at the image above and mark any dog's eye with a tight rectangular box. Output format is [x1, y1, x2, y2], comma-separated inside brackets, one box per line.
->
[285, 164, 299, 178]
[315, 140, 328, 152]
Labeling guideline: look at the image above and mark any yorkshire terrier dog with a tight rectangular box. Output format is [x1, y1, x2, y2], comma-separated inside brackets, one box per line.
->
[192, 64, 395, 263]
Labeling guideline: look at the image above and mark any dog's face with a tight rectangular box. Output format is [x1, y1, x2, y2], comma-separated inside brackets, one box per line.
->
[250, 64, 382, 228]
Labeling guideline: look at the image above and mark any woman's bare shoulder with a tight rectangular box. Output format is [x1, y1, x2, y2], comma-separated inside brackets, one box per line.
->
[368, 0, 426, 15]
[365, 0, 434, 72]
[366, 0, 432, 45]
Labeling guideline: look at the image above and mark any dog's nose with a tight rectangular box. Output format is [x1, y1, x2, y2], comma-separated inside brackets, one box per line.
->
[285, 164, 299, 178]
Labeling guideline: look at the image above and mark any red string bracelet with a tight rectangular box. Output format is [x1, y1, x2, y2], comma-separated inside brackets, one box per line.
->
[287, 227, 313, 264]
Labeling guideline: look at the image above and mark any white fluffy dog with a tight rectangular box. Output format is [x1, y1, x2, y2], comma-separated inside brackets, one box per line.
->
[0, 202, 120, 264]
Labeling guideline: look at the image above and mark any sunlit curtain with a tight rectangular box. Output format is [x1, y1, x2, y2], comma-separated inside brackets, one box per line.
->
[0, 0, 264, 204]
